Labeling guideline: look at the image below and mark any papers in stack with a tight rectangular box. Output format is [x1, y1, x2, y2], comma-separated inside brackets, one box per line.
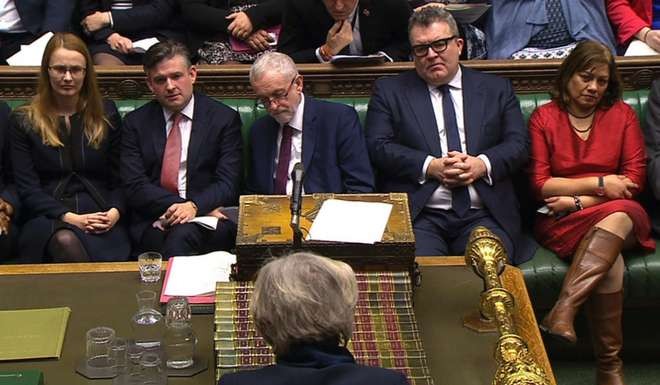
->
[160, 251, 236, 304]
[624, 39, 660, 56]
[6, 32, 53, 66]
[0, 307, 70, 360]
[189, 216, 219, 230]
[307, 199, 393, 244]
[131, 37, 159, 53]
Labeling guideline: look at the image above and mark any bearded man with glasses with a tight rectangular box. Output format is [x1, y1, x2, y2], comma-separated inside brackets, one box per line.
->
[245, 51, 374, 195]
[365, 7, 537, 264]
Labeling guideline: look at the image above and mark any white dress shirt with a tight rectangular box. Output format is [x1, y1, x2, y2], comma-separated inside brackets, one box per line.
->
[421, 67, 493, 210]
[161, 95, 194, 199]
[274, 94, 305, 195]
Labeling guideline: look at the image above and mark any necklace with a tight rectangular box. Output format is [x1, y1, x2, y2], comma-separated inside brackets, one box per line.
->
[567, 108, 596, 119]
[570, 118, 594, 133]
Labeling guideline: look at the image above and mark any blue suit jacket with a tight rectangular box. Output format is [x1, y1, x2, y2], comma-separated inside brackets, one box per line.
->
[365, 67, 536, 264]
[121, 92, 242, 241]
[17, 0, 74, 35]
[246, 96, 375, 194]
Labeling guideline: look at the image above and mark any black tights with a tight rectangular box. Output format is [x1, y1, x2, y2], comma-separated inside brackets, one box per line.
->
[47, 229, 90, 262]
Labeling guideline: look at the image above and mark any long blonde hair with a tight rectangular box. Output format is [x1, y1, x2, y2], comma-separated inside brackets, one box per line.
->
[18, 33, 108, 148]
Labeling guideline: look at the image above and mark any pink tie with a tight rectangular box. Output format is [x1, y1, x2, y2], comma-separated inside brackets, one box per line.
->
[160, 113, 182, 194]
[273, 125, 293, 194]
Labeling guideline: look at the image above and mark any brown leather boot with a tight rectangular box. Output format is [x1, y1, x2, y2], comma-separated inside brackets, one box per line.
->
[586, 291, 625, 385]
[540, 227, 624, 344]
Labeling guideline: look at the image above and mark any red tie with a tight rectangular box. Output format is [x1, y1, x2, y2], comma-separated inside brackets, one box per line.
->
[273, 125, 293, 194]
[160, 113, 183, 194]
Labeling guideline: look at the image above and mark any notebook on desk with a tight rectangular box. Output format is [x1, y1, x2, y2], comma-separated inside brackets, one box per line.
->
[0, 307, 70, 360]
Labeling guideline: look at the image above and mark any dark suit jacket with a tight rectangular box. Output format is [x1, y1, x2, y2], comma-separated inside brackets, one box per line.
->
[121, 92, 242, 242]
[278, 0, 411, 63]
[218, 343, 409, 385]
[179, 0, 282, 54]
[80, 0, 186, 43]
[643, 78, 660, 234]
[16, 0, 74, 35]
[365, 67, 536, 264]
[0, 102, 19, 216]
[246, 96, 375, 194]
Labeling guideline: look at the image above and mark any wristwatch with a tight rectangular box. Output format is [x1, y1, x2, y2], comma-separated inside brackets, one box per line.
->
[595, 176, 605, 197]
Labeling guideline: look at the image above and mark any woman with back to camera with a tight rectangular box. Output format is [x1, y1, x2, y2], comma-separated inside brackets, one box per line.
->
[218, 251, 409, 385]
[10, 32, 130, 262]
[528, 40, 655, 385]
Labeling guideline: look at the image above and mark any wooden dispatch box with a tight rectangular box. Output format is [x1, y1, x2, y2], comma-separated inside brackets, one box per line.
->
[234, 193, 415, 281]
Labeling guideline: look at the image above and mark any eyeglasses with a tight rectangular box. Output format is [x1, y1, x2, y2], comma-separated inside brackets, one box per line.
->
[48, 65, 87, 77]
[411, 36, 457, 57]
[255, 77, 297, 108]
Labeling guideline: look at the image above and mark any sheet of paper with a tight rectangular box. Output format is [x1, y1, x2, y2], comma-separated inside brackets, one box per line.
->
[163, 251, 236, 296]
[307, 199, 392, 244]
[624, 39, 659, 56]
[7, 32, 53, 66]
[132, 37, 160, 53]
[189, 216, 219, 230]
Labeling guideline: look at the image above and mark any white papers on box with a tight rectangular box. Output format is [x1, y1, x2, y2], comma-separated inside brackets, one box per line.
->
[163, 251, 236, 296]
[7, 32, 53, 66]
[307, 199, 392, 244]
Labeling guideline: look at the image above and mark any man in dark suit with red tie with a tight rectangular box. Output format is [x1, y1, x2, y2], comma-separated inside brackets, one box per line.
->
[366, 7, 536, 264]
[278, 0, 412, 63]
[246, 51, 374, 195]
[121, 41, 242, 257]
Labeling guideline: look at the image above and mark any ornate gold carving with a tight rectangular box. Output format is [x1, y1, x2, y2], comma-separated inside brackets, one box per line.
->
[466, 226, 552, 385]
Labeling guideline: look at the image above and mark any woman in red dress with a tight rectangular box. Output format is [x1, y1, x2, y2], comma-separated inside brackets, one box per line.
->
[528, 40, 655, 385]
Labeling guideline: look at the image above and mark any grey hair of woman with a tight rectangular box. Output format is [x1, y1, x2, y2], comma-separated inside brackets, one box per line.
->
[250, 252, 358, 355]
[249, 51, 299, 84]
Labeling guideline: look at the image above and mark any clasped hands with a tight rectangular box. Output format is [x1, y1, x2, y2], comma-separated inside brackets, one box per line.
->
[0, 198, 13, 235]
[426, 151, 487, 187]
[543, 174, 638, 217]
[153, 202, 231, 231]
[62, 208, 120, 234]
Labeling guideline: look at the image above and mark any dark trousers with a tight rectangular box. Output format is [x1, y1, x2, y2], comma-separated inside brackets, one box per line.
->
[414, 207, 514, 261]
[139, 220, 237, 259]
[0, 32, 36, 64]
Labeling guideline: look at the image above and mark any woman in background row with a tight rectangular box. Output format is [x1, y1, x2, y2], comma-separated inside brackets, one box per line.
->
[10, 33, 130, 262]
[79, 0, 187, 65]
[528, 40, 654, 385]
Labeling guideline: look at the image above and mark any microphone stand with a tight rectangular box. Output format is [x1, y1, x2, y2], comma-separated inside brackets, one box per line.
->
[290, 163, 304, 249]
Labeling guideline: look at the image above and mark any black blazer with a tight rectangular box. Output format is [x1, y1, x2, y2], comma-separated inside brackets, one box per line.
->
[17, 0, 74, 35]
[643, 78, 660, 235]
[365, 67, 537, 264]
[121, 92, 242, 241]
[0, 102, 19, 216]
[246, 96, 375, 195]
[80, 0, 186, 43]
[179, 0, 283, 53]
[278, 0, 411, 63]
[218, 343, 409, 385]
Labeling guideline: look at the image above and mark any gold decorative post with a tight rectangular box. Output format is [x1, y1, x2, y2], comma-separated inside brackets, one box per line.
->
[465, 226, 552, 385]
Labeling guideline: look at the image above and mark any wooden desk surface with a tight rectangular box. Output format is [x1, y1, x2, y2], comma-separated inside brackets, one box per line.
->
[0, 258, 555, 385]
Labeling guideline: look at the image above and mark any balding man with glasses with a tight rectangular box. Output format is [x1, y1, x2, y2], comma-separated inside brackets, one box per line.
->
[245, 51, 374, 195]
[365, 7, 536, 264]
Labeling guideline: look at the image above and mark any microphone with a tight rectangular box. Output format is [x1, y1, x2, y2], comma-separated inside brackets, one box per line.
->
[290, 162, 304, 247]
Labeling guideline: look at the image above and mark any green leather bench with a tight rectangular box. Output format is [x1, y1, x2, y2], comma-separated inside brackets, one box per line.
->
[6, 93, 659, 310]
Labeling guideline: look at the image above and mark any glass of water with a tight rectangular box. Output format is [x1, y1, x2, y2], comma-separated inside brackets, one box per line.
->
[138, 252, 162, 283]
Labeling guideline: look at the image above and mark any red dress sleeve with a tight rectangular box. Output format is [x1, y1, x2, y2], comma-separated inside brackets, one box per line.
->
[528, 106, 552, 202]
[619, 103, 647, 194]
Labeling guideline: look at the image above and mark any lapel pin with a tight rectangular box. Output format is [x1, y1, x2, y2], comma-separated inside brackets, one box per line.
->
[363, 8, 370, 16]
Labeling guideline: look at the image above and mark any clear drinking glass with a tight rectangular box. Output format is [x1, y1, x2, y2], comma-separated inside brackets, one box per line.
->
[86, 326, 115, 369]
[164, 297, 195, 369]
[131, 290, 164, 348]
[109, 337, 127, 376]
[138, 252, 163, 283]
[140, 351, 167, 385]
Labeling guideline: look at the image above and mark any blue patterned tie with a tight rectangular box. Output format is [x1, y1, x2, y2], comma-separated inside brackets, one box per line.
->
[439, 84, 470, 217]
